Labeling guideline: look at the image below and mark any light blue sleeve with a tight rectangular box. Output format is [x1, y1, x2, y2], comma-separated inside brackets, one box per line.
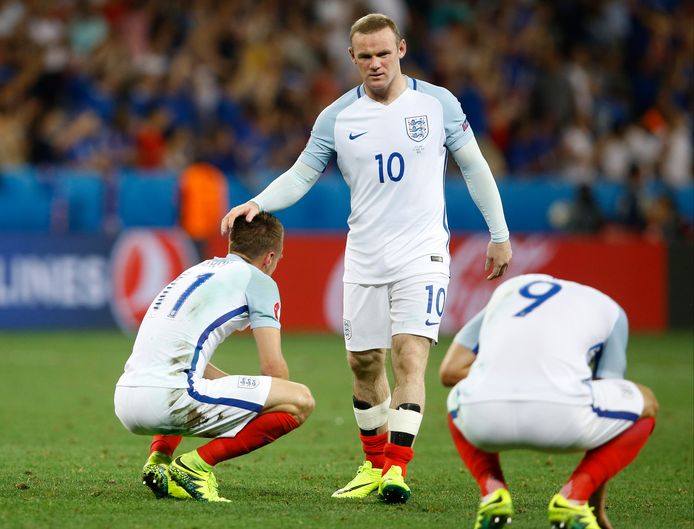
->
[595, 307, 629, 379]
[246, 270, 281, 330]
[298, 88, 360, 172]
[414, 79, 474, 152]
[453, 308, 486, 354]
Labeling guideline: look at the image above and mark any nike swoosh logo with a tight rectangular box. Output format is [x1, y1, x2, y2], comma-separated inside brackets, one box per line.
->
[349, 131, 368, 140]
[174, 458, 200, 476]
[335, 481, 378, 494]
[425, 320, 440, 326]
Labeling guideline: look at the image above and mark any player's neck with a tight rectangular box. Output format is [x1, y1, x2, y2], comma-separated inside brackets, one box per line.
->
[364, 74, 407, 105]
[230, 251, 252, 264]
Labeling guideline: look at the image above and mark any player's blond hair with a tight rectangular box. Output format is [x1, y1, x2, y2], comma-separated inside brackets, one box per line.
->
[349, 13, 402, 46]
[229, 212, 283, 259]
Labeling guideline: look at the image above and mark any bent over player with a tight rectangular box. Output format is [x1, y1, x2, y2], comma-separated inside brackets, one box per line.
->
[221, 13, 512, 503]
[441, 274, 658, 529]
[114, 213, 314, 502]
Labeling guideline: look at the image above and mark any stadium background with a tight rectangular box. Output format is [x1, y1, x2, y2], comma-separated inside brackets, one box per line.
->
[0, 0, 691, 332]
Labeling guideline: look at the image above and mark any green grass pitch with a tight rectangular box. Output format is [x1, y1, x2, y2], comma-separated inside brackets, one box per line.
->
[1, 331, 692, 529]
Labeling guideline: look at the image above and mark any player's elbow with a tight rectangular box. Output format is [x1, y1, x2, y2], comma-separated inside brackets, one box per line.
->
[439, 364, 465, 387]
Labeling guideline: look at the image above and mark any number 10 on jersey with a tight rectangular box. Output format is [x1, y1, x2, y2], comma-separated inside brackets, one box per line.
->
[375, 152, 405, 183]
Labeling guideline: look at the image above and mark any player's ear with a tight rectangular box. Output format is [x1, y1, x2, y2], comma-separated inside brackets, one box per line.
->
[398, 39, 406, 59]
[348, 47, 356, 64]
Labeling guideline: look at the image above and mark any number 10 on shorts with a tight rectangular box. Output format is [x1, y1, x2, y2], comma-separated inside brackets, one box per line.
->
[425, 284, 446, 325]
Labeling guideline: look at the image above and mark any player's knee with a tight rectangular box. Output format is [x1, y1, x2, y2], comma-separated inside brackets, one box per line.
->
[638, 384, 659, 418]
[347, 349, 386, 378]
[293, 384, 315, 424]
[391, 346, 428, 380]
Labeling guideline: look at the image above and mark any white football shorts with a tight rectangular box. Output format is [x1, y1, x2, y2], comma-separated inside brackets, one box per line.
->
[114, 374, 272, 438]
[342, 272, 450, 351]
[447, 379, 645, 451]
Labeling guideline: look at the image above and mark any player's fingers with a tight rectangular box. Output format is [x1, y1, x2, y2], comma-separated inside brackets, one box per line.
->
[220, 213, 233, 235]
[486, 261, 508, 280]
[484, 256, 492, 272]
[245, 209, 257, 222]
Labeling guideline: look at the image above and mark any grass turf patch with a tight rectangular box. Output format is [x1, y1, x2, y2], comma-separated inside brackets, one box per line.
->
[1, 331, 692, 529]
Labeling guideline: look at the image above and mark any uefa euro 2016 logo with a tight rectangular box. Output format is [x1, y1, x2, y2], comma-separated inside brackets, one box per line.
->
[405, 115, 429, 142]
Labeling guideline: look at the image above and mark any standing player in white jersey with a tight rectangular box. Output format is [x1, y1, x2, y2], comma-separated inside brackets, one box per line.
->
[114, 213, 315, 503]
[441, 274, 658, 529]
[221, 13, 512, 503]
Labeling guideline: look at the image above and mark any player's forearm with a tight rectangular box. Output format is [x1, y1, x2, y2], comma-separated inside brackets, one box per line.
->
[452, 138, 509, 243]
[252, 160, 320, 212]
[253, 327, 289, 379]
[439, 342, 477, 387]
[261, 358, 289, 380]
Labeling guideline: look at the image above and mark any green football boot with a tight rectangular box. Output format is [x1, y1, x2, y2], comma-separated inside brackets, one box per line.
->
[142, 451, 191, 500]
[474, 488, 513, 529]
[548, 494, 600, 529]
[378, 465, 411, 504]
[331, 460, 383, 499]
[169, 453, 231, 503]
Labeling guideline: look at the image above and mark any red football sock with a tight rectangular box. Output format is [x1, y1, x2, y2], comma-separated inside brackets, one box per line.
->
[382, 442, 414, 477]
[561, 417, 656, 502]
[196, 412, 300, 466]
[447, 414, 506, 496]
[149, 435, 182, 457]
[361, 432, 387, 469]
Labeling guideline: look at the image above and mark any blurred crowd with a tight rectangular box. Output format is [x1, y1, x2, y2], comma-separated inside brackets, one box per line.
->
[0, 0, 691, 193]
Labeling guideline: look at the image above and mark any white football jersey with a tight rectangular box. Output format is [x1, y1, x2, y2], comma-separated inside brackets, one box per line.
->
[299, 77, 473, 284]
[453, 274, 627, 405]
[116, 254, 281, 389]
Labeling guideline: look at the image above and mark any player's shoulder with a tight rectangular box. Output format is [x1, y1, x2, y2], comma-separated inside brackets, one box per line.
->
[319, 85, 363, 120]
[409, 77, 459, 105]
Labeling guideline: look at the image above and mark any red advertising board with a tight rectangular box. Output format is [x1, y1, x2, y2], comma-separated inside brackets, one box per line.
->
[211, 234, 667, 333]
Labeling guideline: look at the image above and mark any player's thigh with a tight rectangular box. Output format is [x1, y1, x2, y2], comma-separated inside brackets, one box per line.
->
[173, 375, 273, 438]
[448, 398, 603, 452]
[114, 385, 177, 435]
[390, 273, 449, 344]
[580, 379, 646, 449]
[343, 282, 391, 351]
[262, 377, 314, 419]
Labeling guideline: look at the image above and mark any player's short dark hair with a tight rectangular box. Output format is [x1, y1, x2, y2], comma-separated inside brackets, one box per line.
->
[229, 212, 283, 259]
[350, 13, 402, 46]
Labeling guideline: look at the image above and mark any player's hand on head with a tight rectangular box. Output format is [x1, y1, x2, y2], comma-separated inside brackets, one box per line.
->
[484, 240, 512, 280]
[220, 202, 261, 235]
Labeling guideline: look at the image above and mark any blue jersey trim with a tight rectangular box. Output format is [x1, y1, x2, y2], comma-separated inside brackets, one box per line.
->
[588, 342, 605, 378]
[591, 405, 639, 422]
[412, 78, 418, 91]
[185, 305, 263, 413]
[357, 85, 362, 98]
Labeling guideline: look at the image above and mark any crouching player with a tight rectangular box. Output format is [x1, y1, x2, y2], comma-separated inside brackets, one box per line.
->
[114, 213, 314, 502]
[441, 274, 658, 529]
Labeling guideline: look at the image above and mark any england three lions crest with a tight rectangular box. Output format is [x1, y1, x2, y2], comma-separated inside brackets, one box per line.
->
[405, 115, 429, 142]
